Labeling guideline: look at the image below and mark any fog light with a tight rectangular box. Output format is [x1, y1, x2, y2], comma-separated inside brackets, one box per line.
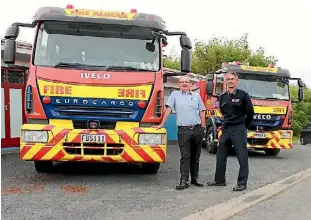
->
[281, 132, 291, 139]
[138, 134, 165, 145]
[22, 130, 48, 143]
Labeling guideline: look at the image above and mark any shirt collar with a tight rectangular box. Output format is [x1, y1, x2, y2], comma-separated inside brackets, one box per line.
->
[180, 90, 192, 94]
[227, 88, 237, 96]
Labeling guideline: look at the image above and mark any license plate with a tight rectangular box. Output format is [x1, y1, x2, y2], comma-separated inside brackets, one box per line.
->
[81, 134, 106, 143]
[254, 132, 266, 139]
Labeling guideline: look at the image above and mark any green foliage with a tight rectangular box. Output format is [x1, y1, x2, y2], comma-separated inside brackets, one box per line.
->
[163, 56, 180, 70]
[164, 33, 278, 74]
[290, 85, 311, 136]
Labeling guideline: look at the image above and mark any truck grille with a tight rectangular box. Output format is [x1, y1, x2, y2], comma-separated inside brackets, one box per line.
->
[247, 138, 269, 145]
[62, 143, 124, 156]
[54, 106, 134, 118]
[249, 120, 283, 131]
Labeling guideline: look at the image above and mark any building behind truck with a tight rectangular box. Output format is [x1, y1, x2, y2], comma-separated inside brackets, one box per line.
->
[2, 4, 193, 173]
[200, 61, 304, 156]
[1, 39, 31, 148]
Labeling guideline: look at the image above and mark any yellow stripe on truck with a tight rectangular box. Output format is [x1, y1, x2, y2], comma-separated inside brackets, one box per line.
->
[37, 79, 152, 100]
[254, 106, 287, 115]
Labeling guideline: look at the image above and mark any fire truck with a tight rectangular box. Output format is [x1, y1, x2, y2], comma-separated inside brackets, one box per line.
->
[2, 5, 192, 173]
[201, 62, 304, 156]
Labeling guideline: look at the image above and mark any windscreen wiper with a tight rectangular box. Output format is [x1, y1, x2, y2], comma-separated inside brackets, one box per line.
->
[249, 95, 266, 99]
[264, 97, 287, 100]
[105, 65, 151, 71]
[54, 62, 107, 69]
[54, 62, 86, 68]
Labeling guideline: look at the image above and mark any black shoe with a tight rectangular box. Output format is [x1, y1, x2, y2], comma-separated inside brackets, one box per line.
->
[190, 179, 204, 187]
[207, 181, 226, 186]
[176, 180, 189, 190]
[233, 184, 247, 191]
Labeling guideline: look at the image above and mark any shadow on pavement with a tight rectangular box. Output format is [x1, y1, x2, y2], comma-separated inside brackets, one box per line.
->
[48, 162, 155, 176]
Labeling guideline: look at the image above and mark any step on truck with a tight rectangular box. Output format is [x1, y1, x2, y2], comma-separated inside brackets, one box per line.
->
[3, 4, 192, 173]
[200, 62, 304, 156]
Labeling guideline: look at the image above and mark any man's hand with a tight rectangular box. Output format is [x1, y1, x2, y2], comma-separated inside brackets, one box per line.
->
[152, 124, 164, 130]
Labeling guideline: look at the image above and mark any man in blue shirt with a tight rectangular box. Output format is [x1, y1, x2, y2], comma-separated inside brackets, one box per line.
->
[153, 76, 206, 190]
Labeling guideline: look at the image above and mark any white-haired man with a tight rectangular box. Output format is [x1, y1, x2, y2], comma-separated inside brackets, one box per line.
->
[153, 76, 206, 190]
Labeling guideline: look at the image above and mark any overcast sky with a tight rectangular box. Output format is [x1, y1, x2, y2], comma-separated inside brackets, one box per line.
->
[1, 0, 310, 87]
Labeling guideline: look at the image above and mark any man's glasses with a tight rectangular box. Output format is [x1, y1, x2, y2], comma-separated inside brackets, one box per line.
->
[179, 81, 190, 83]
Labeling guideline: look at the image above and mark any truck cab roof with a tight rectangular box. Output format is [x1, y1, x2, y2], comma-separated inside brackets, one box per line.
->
[31, 6, 167, 32]
[216, 64, 291, 78]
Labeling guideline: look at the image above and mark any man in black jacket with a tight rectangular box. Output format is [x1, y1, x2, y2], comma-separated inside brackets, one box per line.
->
[207, 72, 254, 191]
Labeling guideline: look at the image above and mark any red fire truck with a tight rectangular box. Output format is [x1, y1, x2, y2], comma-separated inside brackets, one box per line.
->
[2, 4, 192, 173]
[200, 62, 304, 156]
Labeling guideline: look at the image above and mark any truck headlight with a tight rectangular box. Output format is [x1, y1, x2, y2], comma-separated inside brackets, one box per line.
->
[138, 134, 165, 145]
[281, 132, 291, 139]
[22, 131, 48, 143]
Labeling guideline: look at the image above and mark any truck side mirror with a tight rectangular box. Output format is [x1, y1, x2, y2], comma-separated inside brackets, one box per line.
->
[298, 87, 304, 101]
[298, 79, 304, 87]
[179, 35, 192, 49]
[181, 49, 191, 73]
[206, 80, 214, 96]
[5, 25, 20, 39]
[146, 42, 155, 52]
[162, 38, 168, 47]
[3, 39, 16, 64]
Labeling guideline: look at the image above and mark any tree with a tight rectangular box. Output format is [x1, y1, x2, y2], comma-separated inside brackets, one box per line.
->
[163, 55, 180, 70]
[163, 33, 278, 74]
[290, 85, 311, 136]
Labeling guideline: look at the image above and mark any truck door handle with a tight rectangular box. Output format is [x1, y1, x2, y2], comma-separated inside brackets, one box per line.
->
[4, 105, 8, 111]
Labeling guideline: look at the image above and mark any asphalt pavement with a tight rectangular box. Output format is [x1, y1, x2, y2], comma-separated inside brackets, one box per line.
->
[229, 176, 311, 220]
[2, 144, 311, 220]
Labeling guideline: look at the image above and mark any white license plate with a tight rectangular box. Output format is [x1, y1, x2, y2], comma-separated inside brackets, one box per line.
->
[81, 134, 106, 143]
[254, 132, 266, 139]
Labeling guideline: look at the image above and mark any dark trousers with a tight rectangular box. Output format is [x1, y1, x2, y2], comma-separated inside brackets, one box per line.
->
[177, 125, 204, 181]
[215, 124, 249, 185]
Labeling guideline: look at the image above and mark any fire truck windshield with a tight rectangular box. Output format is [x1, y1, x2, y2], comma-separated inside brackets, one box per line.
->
[33, 21, 160, 71]
[237, 73, 290, 100]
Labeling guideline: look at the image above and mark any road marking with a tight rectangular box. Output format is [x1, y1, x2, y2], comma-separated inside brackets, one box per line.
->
[180, 168, 311, 220]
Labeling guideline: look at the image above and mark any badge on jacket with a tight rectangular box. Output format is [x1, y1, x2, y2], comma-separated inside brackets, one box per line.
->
[232, 99, 240, 102]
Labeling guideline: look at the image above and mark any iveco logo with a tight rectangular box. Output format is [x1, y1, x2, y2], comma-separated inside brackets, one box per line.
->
[253, 114, 272, 120]
[80, 72, 110, 79]
[88, 120, 99, 129]
[55, 98, 134, 107]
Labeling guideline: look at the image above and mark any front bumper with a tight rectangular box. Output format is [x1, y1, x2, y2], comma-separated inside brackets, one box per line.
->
[20, 124, 167, 163]
[217, 129, 293, 149]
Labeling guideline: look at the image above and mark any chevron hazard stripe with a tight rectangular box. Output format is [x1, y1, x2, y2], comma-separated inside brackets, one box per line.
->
[20, 123, 167, 163]
[217, 129, 293, 150]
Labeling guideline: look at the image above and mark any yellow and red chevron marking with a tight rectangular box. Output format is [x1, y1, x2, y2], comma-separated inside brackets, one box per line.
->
[20, 123, 166, 163]
[217, 128, 293, 149]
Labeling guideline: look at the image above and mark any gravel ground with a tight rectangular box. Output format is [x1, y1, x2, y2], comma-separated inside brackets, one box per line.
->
[2, 144, 311, 220]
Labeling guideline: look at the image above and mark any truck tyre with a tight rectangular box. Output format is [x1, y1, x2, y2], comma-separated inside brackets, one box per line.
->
[300, 137, 306, 145]
[34, 161, 53, 173]
[141, 163, 160, 174]
[206, 127, 218, 154]
[264, 149, 280, 156]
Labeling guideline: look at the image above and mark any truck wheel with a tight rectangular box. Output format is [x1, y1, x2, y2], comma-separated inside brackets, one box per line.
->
[206, 127, 218, 154]
[300, 137, 306, 145]
[141, 163, 160, 174]
[264, 149, 280, 156]
[34, 161, 53, 173]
